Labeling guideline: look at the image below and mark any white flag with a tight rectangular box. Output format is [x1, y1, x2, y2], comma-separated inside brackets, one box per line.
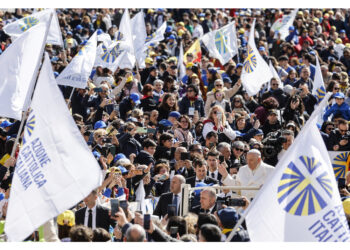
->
[201, 21, 238, 65]
[328, 151, 350, 181]
[271, 9, 298, 40]
[119, 8, 135, 55]
[268, 61, 283, 90]
[131, 11, 147, 68]
[312, 55, 326, 102]
[0, 22, 49, 120]
[245, 93, 350, 242]
[241, 19, 273, 96]
[3, 8, 63, 47]
[5, 53, 103, 242]
[143, 21, 167, 52]
[178, 41, 186, 80]
[56, 32, 98, 88]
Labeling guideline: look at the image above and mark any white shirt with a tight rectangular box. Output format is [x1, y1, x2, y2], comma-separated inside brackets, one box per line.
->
[208, 169, 219, 180]
[193, 24, 204, 38]
[84, 204, 97, 229]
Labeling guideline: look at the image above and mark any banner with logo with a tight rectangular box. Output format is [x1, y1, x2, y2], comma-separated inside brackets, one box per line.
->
[3, 8, 63, 47]
[313, 55, 326, 103]
[201, 21, 238, 65]
[329, 151, 350, 181]
[5, 53, 103, 242]
[241, 19, 273, 97]
[56, 32, 97, 88]
[0, 22, 49, 120]
[245, 93, 350, 241]
[271, 9, 298, 40]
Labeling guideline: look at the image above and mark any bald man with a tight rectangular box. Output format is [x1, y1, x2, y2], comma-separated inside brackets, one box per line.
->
[218, 149, 275, 200]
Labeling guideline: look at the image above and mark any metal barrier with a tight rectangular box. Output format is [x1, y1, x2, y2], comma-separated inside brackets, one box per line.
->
[180, 184, 260, 217]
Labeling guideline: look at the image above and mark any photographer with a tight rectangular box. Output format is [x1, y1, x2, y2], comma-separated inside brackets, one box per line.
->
[277, 130, 295, 161]
[327, 118, 350, 151]
[118, 122, 142, 158]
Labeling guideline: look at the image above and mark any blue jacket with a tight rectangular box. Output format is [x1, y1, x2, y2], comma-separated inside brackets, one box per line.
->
[323, 102, 350, 121]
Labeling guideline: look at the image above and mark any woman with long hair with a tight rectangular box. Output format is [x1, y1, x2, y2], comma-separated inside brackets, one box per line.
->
[282, 95, 305, 127]
[157, 93, 179, 121]
[202, 105, 236, 143]
[174, 115, 194, 144]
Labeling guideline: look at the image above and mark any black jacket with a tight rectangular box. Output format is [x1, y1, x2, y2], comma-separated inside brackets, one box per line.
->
[153, 192, 175, 218]
[178, 96, 205, 117]
[190, 203, 217, 215]
[261, 89, 287, 108]
[118, 133, 142, 158]
[134, 150, 155, 167]
[140, 96, 158, 112]
[154, 146, 172, 161]
[327, 129, 350, 151]
[75, 205, 116, 232]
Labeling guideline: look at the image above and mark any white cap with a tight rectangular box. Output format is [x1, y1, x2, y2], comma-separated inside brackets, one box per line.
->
[247, 149, 261, 157]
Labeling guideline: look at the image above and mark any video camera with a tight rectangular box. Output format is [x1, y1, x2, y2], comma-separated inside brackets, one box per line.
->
[261, 130, 286, 165]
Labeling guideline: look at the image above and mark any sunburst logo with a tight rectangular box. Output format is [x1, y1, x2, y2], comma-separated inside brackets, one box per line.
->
[145, 32, 156, 43]
[243, 46, 257, 73]
[215, 30, 228, 54]
[277, 156, 333, 216]
[19, 17, 39, 32]
[23, 110, 35, 145]
[316, 86, 326, 103]
[100, 43, 122, 63]
[332, 152, 350, 180]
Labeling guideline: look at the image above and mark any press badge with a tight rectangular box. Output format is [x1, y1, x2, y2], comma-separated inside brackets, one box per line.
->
[188, 107, 195, 116]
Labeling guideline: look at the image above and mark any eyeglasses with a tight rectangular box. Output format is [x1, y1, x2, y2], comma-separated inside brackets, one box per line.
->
[234, 148, 244, 152]
[339, 129, 348, 133]
[215, 84, 223, 87]
[326, 127, 334, 131]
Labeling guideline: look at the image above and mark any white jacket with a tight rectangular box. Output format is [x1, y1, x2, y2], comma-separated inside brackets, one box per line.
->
[202, 120, 236, 141]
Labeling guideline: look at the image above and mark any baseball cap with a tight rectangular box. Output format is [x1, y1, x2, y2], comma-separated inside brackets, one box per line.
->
[340, 29, 346, 33]
[168, 34, 176, 40]
[117, 166, 128, 175]
[236, 63, 243, 68]
[57, 210, 75, 227]
[254, 129, 264, 136]
[145, 57, 154, 64]
[67, 31, 73, 36]
[169, 111, 181, 119]
[166, 26, 173, 33]
[0, 120, 13, 128]
[130, 93, 141, 104]
[223, 77, 232, 84]
[288, 26, 295, 31]
[94, 120, 107, 130]
[217, 207, 240, 229]
[159, 119, 173, 127]
[258, 46, 266, 52]
[334, 92, 345, 99]
[114, 153, 126, 163]
[76, 25, 83, 30]
[335, 38, 343, 44]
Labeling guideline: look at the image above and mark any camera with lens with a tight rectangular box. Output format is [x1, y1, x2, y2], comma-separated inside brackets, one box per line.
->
[262, 130, 286, 166]
[341, 132, 350, 140]
[102, 137, 112, 143]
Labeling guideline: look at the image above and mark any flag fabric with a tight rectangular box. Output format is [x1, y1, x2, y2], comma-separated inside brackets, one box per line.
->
[131, 11, 147, 68]
[0, 22, 49, 120]
[245, 93, 350, 242]
[184, 39, 202, 64]
[271, 9, 298, 40]
[5, 53, 103, 242]
[94, 9, 135, 71]
[241, 19, 273, 96]
[178, 41, 186, 80]
[201, 21, 238, 65]
[268, 61, 284, 89]
[312, 55, 326, 102]
[3, 8, 63, 47]
[328, 151, 350, 181]
[56, 32, 97, 88]
[143, 22, 167, 52]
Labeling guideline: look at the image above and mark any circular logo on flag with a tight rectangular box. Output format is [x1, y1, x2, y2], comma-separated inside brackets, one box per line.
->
[101, 44, 122, 63]
[215, 30, 228, 54]
[23, 110, 35, 144]
[243, 46, 257, 73]
[19, 17, 39, 32]
[332, 152, 350, 180]
[277, 156, 333, 216]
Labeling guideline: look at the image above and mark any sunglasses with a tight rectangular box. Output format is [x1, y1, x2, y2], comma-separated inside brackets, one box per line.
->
[326, 127, 334, 131]
[234, 148, 244, 152]
[334, 88, 340, 90]
[340, 129, 348, 133]
[215, 85, 223, 87]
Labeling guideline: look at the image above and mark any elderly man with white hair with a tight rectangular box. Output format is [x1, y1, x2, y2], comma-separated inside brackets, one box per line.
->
[218, 149, 275, 201]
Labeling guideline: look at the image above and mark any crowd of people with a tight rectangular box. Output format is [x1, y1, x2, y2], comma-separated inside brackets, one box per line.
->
[0, 8, 350, 242]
